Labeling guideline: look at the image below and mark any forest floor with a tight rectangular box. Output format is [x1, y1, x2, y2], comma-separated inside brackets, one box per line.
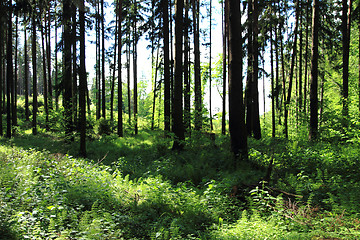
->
[1, 129, 360, 239]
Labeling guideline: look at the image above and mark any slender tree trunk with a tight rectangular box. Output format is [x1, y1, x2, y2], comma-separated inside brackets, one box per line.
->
[0, 21, 2, 135]
[79, 0, 87, 156]
[284, 0, 300, 138]
[6, 0, 13, 138]
[309, 0, 319, 141]
[359, 22, 360, 113]
[127, 28, 131, 125]
[110, 12, 118, 122]
[172, 0, 185, 150]
[13, 15, 18, 127]
[163, 0, 171, 133]
[275, 24, 280, 124]
[193, 0, 202, 131]
[298, 0, 303, 117]
[221, 0, 227, 135]
[101, 0, 106, 119]
[41, 22, 49, 130]
[304, 0, 310, 114]
[72, 9, 78, 128]
[117, 0, 123, 137]
[271, 29, 275, 138]
[228, 0, 247, 159]
[342, 0, 352, 123]
[183, 0, 191, 131]
[54, 9, 59, 110]
[209, 0, 213, 131]
[24, 17, 30, 121]
[133, 0, 138, 135]
[63, 0, 73, 140]
[32, 1, 38, 135]
[46, 9, 52, 109]
[151, 44, 160, 130]
[96, 0, 101, 119]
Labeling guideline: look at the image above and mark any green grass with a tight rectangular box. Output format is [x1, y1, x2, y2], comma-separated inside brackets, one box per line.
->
[1, 129, 360, 239]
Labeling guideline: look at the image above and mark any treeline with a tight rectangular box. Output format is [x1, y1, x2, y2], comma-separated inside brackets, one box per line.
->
[0, 0, 359, 159]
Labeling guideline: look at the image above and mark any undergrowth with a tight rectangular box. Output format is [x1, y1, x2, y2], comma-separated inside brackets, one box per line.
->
[1, 131, 360, 239]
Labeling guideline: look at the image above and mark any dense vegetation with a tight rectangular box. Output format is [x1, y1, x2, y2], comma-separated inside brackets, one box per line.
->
[1, 114, 360, 239]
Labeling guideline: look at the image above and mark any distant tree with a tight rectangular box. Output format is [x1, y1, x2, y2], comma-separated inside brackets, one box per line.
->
[309, 0, 319, 141]
[172, 0, 185, 150]
[228, 0, 247, 159]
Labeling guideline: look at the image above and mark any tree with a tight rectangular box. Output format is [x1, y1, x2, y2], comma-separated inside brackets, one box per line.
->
[342, 0, 352, 122]
[6, 0, 13, 138]
[117, 0, 123, 137]
[79, 0, 87, 156]
[172, 0, 185, 150]
[133, 0, 138, 135]
[163, 0, 171, 133]
[63, 0, 73, 140]
[183, 0, 191, 131]
[228, 0, 247, 159]
[309, 0, 319, 141]
[193, 0, 202, 131]
[221, 0, 227, 135]
[101, 0, 106, 119]
[32, 0, 38, 135]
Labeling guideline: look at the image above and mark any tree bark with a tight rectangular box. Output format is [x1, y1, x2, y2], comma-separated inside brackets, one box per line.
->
[41, 21, 49, 130]
[228, 0, 247, 159]
[193, 0, 202, 131]
[133, 0, 138, 135]
[24, 16, 29, 121]
[6, 0, 13, 138]
[172, 0, 185, 150]
[32, 0, 38, 135]
[309, 0, 319, 141]
[101, 0, 106, 119]
[221, 0, 227, 135]
[183, 0, 191, 131]
[163, 0, 171, 133]
[117, 0, 123, 137]
[79, 0, 87, 156]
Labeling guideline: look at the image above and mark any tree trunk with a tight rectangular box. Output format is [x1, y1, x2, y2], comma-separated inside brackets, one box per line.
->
[342, 0, 352, 123]
[46, 9, 52, 110]
[110, 12, 118, 122]
[13, 15, 18, 127]
[96, 0, 101, 120]
[271, 29, 275, 138]
[117, 0, 123, 137]
[309, 0, 319, 141]
[0, 21, 2, 136]
[101, 0, 106, 119]
[284, 0, 300, 138]
[6, 0, 13, 138]
[32, 1, 38, 135]
[127, 27, 131, 126]
[63, 0, 73, 140]
[193, 0, 202, 131]
[228, 0, 247, 159]
[24, 16, 30, 121]
[209, 0, 213, 131]
[298, 0, 303, 117]
[41, 22, 49, 130]
[72, 9, 78, 129]
[304, 0, 310, 114]
[221, 0, 227, 135]
[54, 9, 59, 110]
[163, 0, 171, 133]
[172, 0, 185, 150]
[79, 0, 87, 156]
[133, 0, 138, 135]
[183, 0, 191, 131]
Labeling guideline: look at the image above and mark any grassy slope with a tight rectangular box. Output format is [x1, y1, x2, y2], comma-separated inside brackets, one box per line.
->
[1, 131, 360, 239]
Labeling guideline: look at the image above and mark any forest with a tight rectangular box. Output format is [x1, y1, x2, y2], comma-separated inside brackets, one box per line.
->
[0, 0, 360, 238]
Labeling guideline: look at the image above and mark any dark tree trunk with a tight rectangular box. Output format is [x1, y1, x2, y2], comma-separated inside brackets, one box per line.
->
[96, 0, 101, 120]
[193, 0, 202, 131]
[41, 22, 49, 130]
[32, 1, 38, 135]
[117, 0, 123, 137]
[209, 0, 213, 131]
[6, 0, 13, 138]
[63, 0, 73, 140]
[127, 27, 131, 126]
[79, 0, 87, 156]
[183, 0, 191, 131]
[221, 0, 227, 135]
[24, 16, 29, 121]
[309, 0, 319, 141]
[298, 0, 303, 116]
[133, 0, 138, 135]
[172, 0, 185, 150]
[228, 0, 247, 159]
[342, 0, 352, 123]
[304, 0, 310, 114]
[55, 9, 59, 111]
[110, 12, 118, 122]
[72, 9, 78, 128]
[101, 0, 106, 119]
[163, 0, 171, 133]
[46, 9, 52, 110]
[271, 29, 275, 138]
[0, 20, 2, 136]
[13, 15, 18, 127]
